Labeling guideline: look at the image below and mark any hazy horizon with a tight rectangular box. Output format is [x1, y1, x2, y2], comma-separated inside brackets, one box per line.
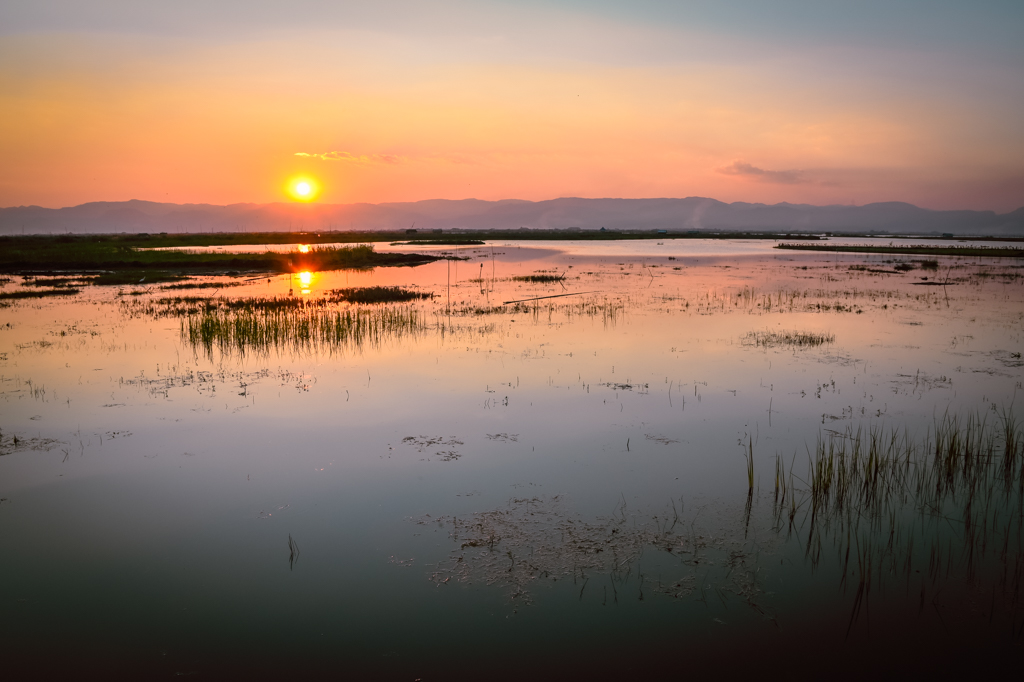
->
[4, 195, 1023, 214]
[5, 194, 1022, 237]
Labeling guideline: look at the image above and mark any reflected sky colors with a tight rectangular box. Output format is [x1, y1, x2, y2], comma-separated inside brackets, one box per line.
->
[2, 1, 1022, 210]
[1, 245, 1023, 675]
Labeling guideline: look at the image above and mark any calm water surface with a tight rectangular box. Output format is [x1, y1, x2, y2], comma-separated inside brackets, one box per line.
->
[1, 242, 1022, 678]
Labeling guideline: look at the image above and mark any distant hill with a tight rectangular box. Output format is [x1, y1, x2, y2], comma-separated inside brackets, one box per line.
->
[1, 197, 1022, 236]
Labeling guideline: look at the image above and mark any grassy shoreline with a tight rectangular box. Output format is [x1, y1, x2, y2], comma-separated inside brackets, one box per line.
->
[776, 243, 1024, 257]
[0, 229, 824, 253]
[0, 239, 440, 277]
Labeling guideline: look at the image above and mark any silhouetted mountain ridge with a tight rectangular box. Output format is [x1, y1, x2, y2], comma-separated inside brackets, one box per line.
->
[1, 197, 1021, 236]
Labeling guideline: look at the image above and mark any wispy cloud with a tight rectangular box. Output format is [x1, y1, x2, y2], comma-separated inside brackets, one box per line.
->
[295, 151, 403, 164]
[717, 161, 805, 184]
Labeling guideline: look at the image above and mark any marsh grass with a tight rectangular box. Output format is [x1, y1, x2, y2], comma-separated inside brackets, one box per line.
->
[160, 280, 244, 290]
[182, 304, 424, 358]
[513, 274, 566, 283]
[20, 276, 93, 287]
[0, 239, 438, 275]
[779, 411, 1024, 632]
[777, 243, 1024, 258]
[0, 288, 80, 300]
[395, 239, 486, 246]
[328, 286, 433, 303]
[743, 330, 835, 348]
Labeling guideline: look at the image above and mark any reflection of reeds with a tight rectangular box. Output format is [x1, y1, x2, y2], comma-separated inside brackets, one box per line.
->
[779, 410, 1024, 633]
[182, 305, 423, 358]
[746, 437, 754, 491]
[288, 533, 300, 571]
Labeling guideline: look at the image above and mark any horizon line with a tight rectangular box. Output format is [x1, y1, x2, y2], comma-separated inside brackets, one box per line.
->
[3, 196, 1022, 214]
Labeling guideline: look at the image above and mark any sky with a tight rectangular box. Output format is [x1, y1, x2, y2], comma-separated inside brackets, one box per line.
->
[1, 1, 1022, 211]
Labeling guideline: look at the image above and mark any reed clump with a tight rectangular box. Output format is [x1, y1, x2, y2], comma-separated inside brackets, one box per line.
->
[513, 274, 566, 283]
[160, 280, 244, 290]
[0, 288, 80, 300]
[182, 304, 424, 358]
[743, 330, 835, 347]
[779, 410, 1024, 631]
[20, 276, 92, 287]
[327, 286, 432, 304]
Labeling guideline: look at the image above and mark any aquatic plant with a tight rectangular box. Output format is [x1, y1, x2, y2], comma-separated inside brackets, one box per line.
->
[181, 304, 425, 359]
[779, 410, 1024, 632]
[776, 243, 1024, 258]
[512, 274, 566, 283]
[20, 276, 92, 287]
[0, 288, 80, 300]
[328, 286, 433, 304]
[159, 280, 244, 290]
[743, 330, 835, 347]
[0, 237, 439, 275]
[421, 495, 775, 607]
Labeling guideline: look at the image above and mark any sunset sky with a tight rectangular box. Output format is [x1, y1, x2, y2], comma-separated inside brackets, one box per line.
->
[1, 1, 1022, 211]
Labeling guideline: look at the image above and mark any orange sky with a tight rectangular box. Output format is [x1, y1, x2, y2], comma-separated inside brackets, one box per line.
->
[1, 2, 1022, 211]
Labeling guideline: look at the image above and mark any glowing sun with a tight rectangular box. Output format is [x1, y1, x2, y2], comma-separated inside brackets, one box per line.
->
[287, 177, 319, 201]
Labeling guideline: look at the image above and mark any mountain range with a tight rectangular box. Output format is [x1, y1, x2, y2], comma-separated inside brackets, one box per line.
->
[2, 197, 1022, 236]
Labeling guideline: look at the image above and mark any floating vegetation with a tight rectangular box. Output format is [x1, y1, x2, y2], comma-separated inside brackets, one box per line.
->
[181, 305, 424, 358]
[513, 274, 566, 283]
[601, 382, 649, 392]
[420, 495, 774, 607]
[116, 366, 312, 401]
[849, 264, 910, 275]
[743, 330, 835, 347]
[328, 286, 433, 304]
[486, 433, 519, 442]
[0, 431, 64, 457]
[402, 436, 464, 461]
[159, 280, 244, 290]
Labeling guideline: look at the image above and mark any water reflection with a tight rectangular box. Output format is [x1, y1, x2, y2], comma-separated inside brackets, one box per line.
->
[1, 244, 1022, 675]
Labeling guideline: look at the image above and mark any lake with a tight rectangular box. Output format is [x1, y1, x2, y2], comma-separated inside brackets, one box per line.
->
[1, 239, 1022, 678]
